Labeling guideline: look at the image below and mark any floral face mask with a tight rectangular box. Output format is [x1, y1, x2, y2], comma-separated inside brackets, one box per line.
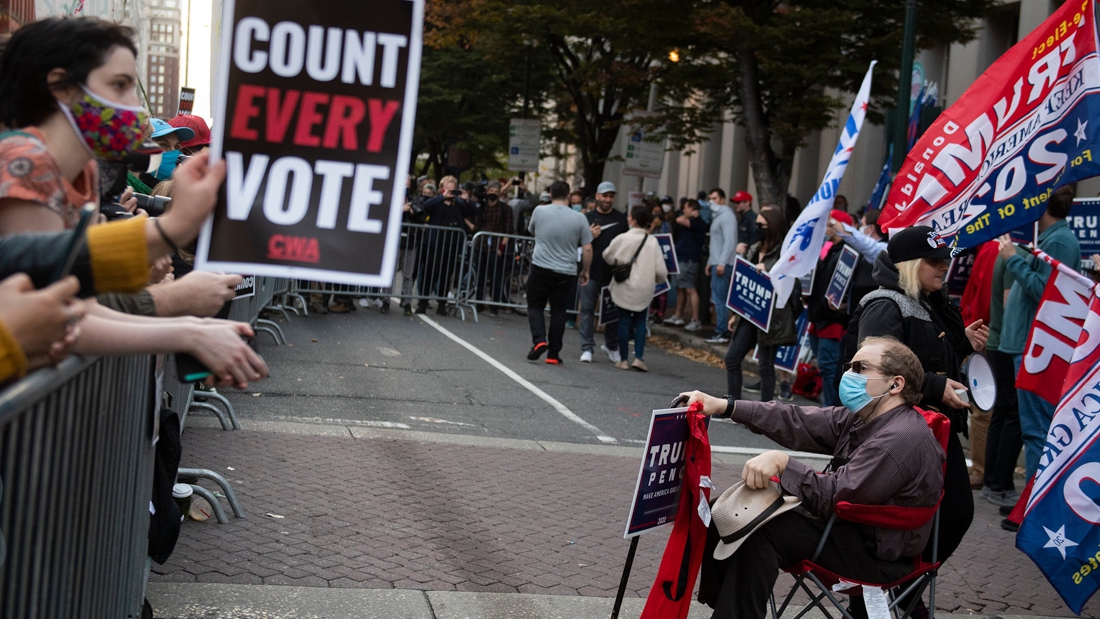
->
[58, 86, 149, 161]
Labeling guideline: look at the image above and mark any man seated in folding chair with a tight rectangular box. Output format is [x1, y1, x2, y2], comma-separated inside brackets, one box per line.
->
[682, 336, 946, 619]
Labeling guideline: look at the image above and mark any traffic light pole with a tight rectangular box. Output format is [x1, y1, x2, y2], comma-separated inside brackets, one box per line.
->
[893, 0, 919, 173]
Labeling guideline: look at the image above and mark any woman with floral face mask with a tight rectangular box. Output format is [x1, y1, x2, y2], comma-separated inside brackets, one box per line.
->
[0, 17, 219, 249]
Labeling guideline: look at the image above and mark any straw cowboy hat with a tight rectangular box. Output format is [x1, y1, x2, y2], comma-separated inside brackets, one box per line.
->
[712, 480, 802, 561]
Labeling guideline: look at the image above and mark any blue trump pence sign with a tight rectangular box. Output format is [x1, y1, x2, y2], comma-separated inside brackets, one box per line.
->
[726, 257, 775, 332]
[624, 407, 691, 538]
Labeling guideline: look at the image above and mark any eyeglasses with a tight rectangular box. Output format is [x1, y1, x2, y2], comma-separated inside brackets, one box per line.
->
[842, 360, 882, 374]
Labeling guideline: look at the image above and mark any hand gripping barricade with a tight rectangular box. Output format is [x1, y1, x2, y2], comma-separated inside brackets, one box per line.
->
[0, 355, 156, 619]
[293, 223, 476, 320]
[768, 408, 950, 619]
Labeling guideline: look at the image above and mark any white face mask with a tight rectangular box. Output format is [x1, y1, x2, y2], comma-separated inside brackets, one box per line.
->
[662, 204, 671, 213]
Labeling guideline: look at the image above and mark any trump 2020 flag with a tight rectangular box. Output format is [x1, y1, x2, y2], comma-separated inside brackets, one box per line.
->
[771, 61, 874, 308]
[1017, 286, 1100, 614]
[1016, 249, 1097, 404]
[879, 0, 1100, 249]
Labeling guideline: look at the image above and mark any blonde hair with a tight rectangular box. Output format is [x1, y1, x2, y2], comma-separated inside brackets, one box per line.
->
[895, 259, 923, 301]
[439, 175, 458, 190]
[152, 180, 173, 199]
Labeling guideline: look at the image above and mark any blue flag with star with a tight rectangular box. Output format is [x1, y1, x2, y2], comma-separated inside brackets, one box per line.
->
[1017, 288, 1100, 615]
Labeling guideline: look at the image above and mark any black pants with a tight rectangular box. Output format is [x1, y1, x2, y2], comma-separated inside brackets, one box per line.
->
[698, 511, 913, 619]
[474, 251, 508, 304]
[933, 430, 974, 562]
[417, 245, 456, 309]
[725, 319, 776, 401]
[527, 265, 573, 357]
[983, 350, 1022, 492]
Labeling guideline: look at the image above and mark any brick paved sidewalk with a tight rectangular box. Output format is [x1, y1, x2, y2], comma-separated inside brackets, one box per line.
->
[151, 425, 1092, 617]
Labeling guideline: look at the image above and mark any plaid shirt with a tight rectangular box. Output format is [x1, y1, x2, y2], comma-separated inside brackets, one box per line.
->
[475, 200, 514, 240]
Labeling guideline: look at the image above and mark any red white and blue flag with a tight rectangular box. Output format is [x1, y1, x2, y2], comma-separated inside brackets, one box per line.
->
[1017, 282, 1100, 614]
[1016, 249, 1098, 404]
[879, 0, 1100, 249]
[771, 62, 874, 307]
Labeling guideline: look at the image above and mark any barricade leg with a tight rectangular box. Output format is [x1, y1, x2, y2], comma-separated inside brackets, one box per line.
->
[254, 319, 286, 345]
[189, 402, 232, 431]
[178, 467, 245, 519]
[186, 483, 230, 524]
[192, 392, 239, 430]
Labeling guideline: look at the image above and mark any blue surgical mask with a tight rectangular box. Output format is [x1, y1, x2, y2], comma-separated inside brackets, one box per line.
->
[572, 204, 583, 211]
[838, 371, 891, 413]
[155, 149, 181, 181]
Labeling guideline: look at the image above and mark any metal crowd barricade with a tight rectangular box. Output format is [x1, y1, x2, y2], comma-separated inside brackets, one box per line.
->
[292, 223, 475, 320]
[0, 355, 155, 619]
[464, 231, 582, 322]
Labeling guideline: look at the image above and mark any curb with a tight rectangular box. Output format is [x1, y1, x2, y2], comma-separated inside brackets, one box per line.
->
[146, 583, 1076, 619]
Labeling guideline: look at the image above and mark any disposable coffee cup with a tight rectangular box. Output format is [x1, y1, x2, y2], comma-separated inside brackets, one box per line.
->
[172, 483, 193, 522]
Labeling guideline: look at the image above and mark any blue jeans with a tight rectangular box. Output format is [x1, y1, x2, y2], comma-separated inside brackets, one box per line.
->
[810, 335, 842, 407]
[618, 309, 648, 361]
[710, 267, 732, 336]
[1014, 354, 1055, 480]
[579, 279, 618, 353]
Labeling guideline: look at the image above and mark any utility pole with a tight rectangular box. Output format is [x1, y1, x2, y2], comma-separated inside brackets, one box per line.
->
[892, 0, 919, 173]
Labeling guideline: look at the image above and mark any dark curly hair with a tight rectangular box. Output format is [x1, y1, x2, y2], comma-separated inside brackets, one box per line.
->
[0, 17, 137, 129]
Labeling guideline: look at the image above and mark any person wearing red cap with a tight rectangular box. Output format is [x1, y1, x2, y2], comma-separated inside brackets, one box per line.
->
[731, 190, 757, 251]
[167, 114, 211, 155]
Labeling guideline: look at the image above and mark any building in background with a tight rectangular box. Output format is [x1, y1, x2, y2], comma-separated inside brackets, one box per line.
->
[134, 0, 181, 118]
[0, 0, 34, 33]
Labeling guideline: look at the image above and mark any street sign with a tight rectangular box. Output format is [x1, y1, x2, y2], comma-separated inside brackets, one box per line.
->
[624, 407, 690, 538]
[621, 120, 664, 179]
[508, 118, 540, 172]
[726, 256, 775, 331]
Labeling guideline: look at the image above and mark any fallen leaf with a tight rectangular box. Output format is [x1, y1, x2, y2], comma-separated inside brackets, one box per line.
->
[311, 339, 318, 343]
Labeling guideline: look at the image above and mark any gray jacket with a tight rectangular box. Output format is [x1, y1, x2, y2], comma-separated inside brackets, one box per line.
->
[707, 204, 737, 267]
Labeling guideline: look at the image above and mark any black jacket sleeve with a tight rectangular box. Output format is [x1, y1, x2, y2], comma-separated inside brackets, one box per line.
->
[0, 231, 97, 297]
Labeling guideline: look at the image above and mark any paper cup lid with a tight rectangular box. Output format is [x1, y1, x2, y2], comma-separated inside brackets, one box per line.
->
[172, 483, 193, 499]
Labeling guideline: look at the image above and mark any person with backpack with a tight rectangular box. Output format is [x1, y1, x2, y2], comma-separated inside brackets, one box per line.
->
[603, 205, 667, 371]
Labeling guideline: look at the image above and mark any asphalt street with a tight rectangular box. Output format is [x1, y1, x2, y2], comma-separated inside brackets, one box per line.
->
[226, 302, 790, 452]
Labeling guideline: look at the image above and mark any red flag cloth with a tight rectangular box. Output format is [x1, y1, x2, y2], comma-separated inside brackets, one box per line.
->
[960, 241, 999, 327]
[1015, 251, 1097, 403]
[640, 403, 712, 619]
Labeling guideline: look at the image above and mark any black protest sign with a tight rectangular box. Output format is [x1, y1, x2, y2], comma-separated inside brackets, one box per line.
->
[195, 0, 423, 286]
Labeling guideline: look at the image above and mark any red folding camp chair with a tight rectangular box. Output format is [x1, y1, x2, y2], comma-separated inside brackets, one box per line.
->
[769, 408, 951, 619]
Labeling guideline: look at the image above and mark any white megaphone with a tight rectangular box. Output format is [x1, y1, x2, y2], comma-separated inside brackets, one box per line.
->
[961, 353, 997, 412]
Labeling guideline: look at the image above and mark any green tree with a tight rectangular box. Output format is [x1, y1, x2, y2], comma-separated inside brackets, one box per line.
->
[412, 40, 547, 180]
[429, 0, 713, 192]
[675, 0, 997, 206]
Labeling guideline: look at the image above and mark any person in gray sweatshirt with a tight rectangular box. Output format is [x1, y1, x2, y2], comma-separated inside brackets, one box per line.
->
[704, 188, 737, 343]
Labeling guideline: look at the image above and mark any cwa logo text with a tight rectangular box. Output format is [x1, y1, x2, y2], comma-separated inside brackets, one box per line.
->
[268, 234, 320, 263]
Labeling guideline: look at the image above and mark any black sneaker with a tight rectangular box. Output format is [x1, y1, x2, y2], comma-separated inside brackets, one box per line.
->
[489, 308, 499, 317]
[999, 505, 1013, 517]
[1000, 518, 1019, 532]
[415, 303, 429, 314]
[380, 304, 390, 314]
[743, 381, 762, 394]
[545, 355, 563, 365]
[527, 342, 548, 360]
[402, 305, 413, 317]
[779, 382, 794, 401]
[436, 304, 449, 316]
